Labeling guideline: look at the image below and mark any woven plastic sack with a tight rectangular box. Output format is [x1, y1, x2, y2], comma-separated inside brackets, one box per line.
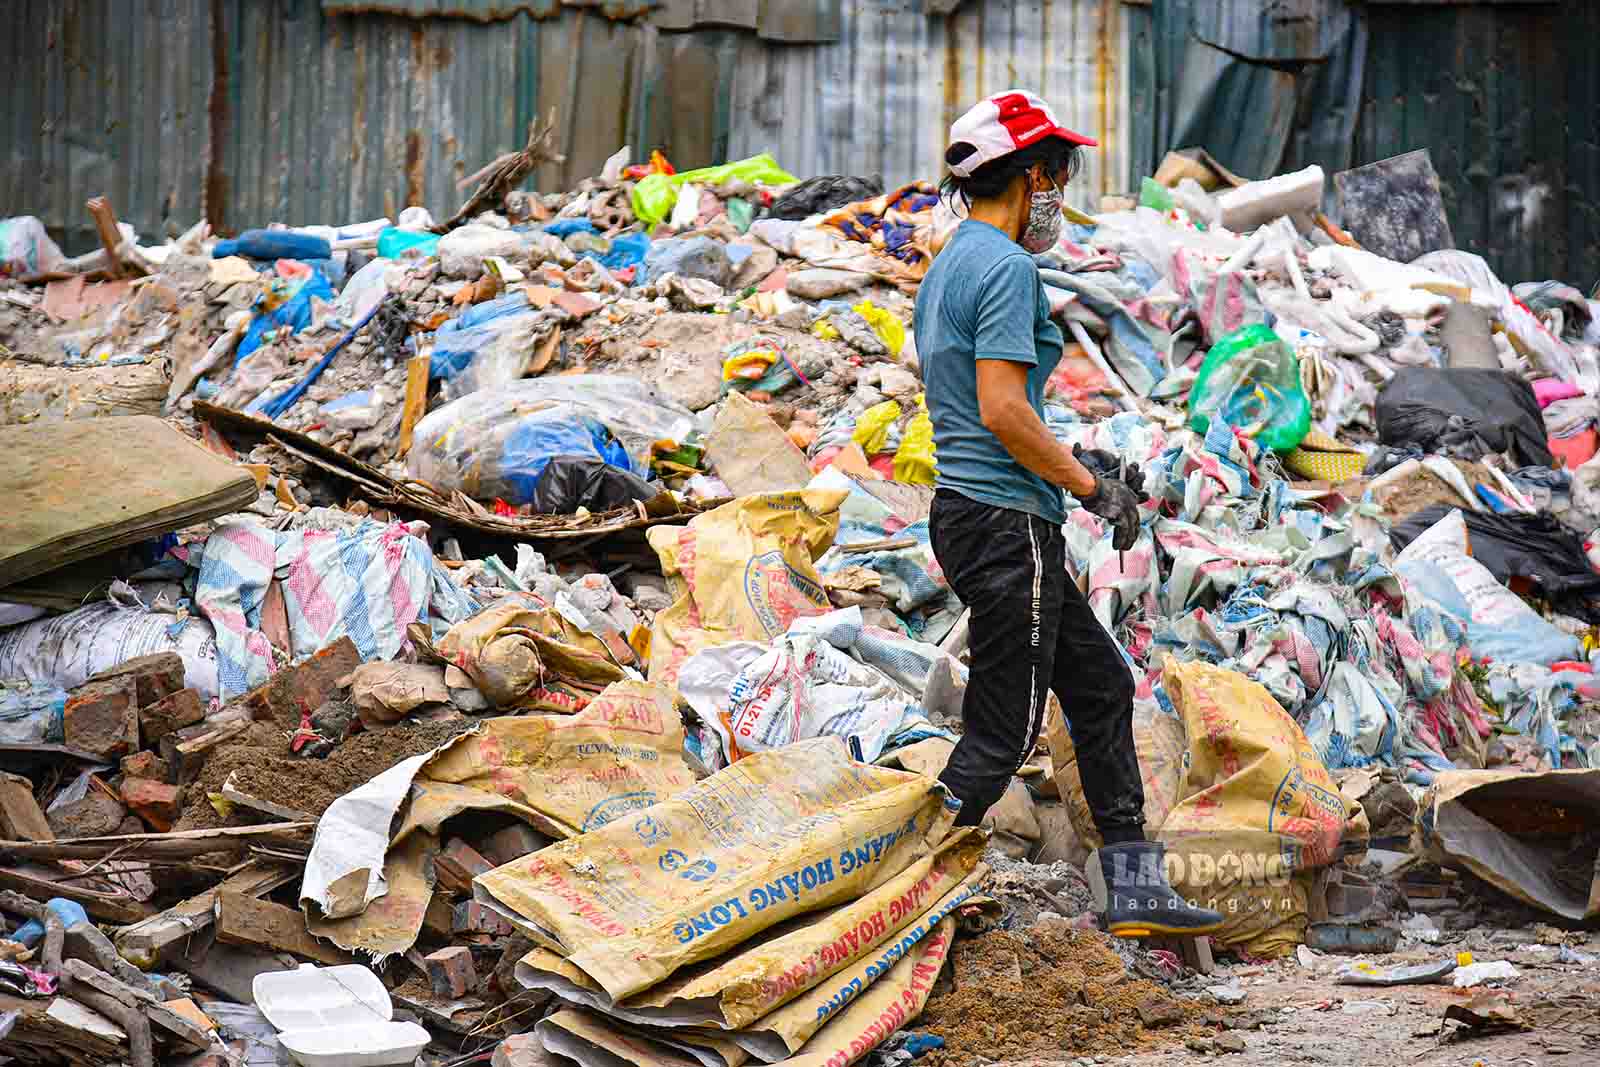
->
[1160, 658, 1362, 957]
[645, 489, 845, 687]
[1188, 324, 1311, 451]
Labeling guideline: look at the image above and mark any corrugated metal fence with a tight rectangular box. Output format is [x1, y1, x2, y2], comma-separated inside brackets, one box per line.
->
[5, 0, 1592, 284]
[0, 0, 1131, 254]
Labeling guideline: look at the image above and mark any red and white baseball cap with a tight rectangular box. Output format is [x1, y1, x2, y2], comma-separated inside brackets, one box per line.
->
[946, 90, 1097, 177]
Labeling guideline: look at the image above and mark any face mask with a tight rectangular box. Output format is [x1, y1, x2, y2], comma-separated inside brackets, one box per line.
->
[1019, 179, 1063, 254]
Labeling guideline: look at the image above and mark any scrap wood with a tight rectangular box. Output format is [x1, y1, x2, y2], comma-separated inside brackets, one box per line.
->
[0, 992, 128, 1064]
[0, 821, 313, 864]
[84, 197, 127, 279]
[115, 861, 298, 962]
[0, 868, 153, 924]
[213, 891, 352, 966]
[437, 110, 564, 233]
[61, 959, 211, 1053]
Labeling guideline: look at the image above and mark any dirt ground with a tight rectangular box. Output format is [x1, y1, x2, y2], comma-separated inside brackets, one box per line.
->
[964, 926, 1600, 1067]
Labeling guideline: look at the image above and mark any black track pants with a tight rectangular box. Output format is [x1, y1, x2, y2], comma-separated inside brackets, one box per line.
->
[930, 489, 1145, 841]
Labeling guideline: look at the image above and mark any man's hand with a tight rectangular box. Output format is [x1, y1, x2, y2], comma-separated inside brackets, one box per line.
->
[1078, 476, 1143, 551]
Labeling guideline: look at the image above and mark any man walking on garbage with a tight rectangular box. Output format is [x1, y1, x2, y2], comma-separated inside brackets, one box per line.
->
[916, 91, 1222, 938]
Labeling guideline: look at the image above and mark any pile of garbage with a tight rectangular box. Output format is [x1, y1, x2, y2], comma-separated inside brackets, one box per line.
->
[0, 134, 1598, 1067]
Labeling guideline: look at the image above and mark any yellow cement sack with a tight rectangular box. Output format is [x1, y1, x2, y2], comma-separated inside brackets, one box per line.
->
[435, 598, 629, 712]
[1159, 658, 1360, 957]
[1044, 692, 1186, 848]
[736, 872, 990, 1061]
[646, 489, 845, 687]
[514, 829, 986, 1032]
[764, 916, 958, 1067]
[1413, 768, 1600, 922]
[475, 736, 955, 1001]
[536, 1008, 716, 1067]
[302, 681, 693, 957]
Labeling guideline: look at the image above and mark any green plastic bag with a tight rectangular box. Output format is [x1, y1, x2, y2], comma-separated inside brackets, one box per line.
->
[630, 154, 798, 229]
[1187, 324, 1311, 451]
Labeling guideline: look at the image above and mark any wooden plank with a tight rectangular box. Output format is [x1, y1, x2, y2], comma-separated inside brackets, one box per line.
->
[0, 992, 127, 1062]
[61, 959, 211, 1053]
[0, 821, 313, 863]
[213, 891, 351, 966]
[84, 196, 126, 279]
[160, 713, 251, 784]
[396, 353, 431, 459]
[115, 862, 297, 961]
[0, 771, 53, 841]
[0, 867, 152, 924]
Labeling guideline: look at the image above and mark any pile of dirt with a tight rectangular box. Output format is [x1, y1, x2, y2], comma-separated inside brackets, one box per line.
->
[175, 715, 477, 830]
[919, 925, 1207, 1064]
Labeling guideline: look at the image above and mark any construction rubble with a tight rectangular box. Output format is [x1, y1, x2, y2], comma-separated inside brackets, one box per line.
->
[0, 140, 1598, 1067]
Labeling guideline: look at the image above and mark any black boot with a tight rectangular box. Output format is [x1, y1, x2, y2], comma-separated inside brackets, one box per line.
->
[1098, 840, 1224, 938]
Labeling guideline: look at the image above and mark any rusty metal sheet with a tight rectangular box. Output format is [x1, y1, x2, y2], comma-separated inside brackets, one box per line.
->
[0, 415, 258, 588]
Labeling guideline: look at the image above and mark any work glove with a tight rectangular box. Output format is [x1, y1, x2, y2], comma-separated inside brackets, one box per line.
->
[1073, 442, 1147, 497]
[1078, 474, 1143, 552]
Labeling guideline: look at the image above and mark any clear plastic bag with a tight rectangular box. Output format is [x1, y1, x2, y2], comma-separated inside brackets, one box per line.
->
[409, 374, 695, 503]
[1187, 324, 1311, 451]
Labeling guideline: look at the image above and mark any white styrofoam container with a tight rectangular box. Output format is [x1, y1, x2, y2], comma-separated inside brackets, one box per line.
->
[253, 963, 429, 1067]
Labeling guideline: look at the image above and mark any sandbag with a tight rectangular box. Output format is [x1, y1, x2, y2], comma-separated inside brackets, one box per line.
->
[475, 736, 954, 1002]
[1376, 368, 1553, 468]
[646, 489, 845, 687]
[433, 598, 629, 713]
[0, 602, 220, 701]
[1391, 503, 1600, 619]
[1159, 658, 1363, 958]
[1392, 508, 1582, 665]
[300, 682, 695, 958]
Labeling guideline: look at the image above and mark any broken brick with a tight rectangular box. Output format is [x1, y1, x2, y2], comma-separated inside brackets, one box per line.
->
[87, 652, 185, 708]
[435, 837, 493, 894]
[139, 687, 205, 746]
[63, 676, 140, 759]
[121, 778, 182, 832]
[478, 823, 549, 867]
[0, 771, 53, 841]
[119, 751, 170, 782]
[453, 900, 513, 937]
[240, 637, 360, 726]
[423, 945, 477, 998]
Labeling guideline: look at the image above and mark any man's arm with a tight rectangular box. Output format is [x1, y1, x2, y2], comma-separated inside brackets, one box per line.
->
[975, 358, 1096, 497]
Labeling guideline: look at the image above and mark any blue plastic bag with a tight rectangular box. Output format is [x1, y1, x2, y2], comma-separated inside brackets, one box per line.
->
[595, 231, 650, 274]
[236, 270, 336, 364]
[428, 307, 541, 381]
[213, 229, 331, 262]
[496, 413, 632, 503]
[543, 219, 596, 239]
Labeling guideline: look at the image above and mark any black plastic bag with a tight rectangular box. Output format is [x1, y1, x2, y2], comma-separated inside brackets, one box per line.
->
[1390, 503, 1600, 619]
[764, 175, 885, 222]
[1375, 368, 1552, 469]
[530, 456, 658, 515]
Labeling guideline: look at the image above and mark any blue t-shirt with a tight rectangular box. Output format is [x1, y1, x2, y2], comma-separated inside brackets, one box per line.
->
[915, 219, 1066, 523]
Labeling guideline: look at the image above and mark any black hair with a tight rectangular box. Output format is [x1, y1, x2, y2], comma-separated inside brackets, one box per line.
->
[939, 138, 1083, 211]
